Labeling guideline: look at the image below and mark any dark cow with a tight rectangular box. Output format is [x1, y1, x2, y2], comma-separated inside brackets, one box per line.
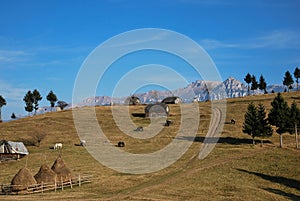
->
[165, 120, 173, 126]
[118, 141, 125, 147]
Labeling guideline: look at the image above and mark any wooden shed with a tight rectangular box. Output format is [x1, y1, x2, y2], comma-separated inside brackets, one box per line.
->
[0, 140, 29, 161]
[125, 96, 141, 105]
[161, 96, 182, 104]
[145, 103, 169, 117]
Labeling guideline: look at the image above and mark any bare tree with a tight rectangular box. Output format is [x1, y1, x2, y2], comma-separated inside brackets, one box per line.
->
[28, 125, 47, 147]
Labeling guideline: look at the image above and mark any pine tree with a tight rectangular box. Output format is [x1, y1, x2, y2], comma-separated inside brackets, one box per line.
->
[244, 73, 252, 95]
[258, 75, 267, 94]
[256, 103, 273, 146]
[283, 71, 294, 92]
[0, 95, 7, 122]
[251, 75, 258, 94]
[294, 67, 300, 91]
[268, 93, 290, 148]
[243, 102, 258, 144]
[23, 90, 34, 115]
[289, 101, 300, 149]
[46, 90, 58, 111]
[32, 89, 42, 115]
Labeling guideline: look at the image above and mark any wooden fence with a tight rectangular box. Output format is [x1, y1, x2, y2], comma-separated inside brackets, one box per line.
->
[1, 174, 92, 195]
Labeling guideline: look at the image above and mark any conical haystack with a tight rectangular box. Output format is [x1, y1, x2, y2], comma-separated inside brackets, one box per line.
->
[34, 164, 57, 185]
[51, 157, 72, 181]
[11, 167, 37, 191]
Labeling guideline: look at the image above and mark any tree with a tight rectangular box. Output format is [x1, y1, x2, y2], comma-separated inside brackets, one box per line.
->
[23, 90, 34, 115]
[46, 90, 58, 111]
[243, 102, 259, 144]
[57, 101, 68, 110]
[0, 95, 7, 122]
[11, 112, 16, 119]
[244, 73, 252, 95]
[258, 75, 267, 94]
[288, 101, 300, 149]
[32, 89, 42, 115]
[268, 93, 290, 148]
[251, 75, 258, 93]
[256, 103, 273, 146]
[283, 71, 294, 92]
[28, 125, 47, 147]
[294, 67, 300, 91]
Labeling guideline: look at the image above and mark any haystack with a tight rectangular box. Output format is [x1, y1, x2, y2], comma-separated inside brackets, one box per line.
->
[11, 167, 37, 191]
[34, 164, 57, 185]
[51, 157, 72, 181]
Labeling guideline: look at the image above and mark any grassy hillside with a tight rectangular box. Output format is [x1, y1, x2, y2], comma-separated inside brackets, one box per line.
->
[0, 92, 299, 200]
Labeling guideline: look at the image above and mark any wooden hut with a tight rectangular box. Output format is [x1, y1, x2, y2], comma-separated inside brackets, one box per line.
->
[0, 140, 29, 161]
[125, 96, 141, 105]
[145, 103, 169, 117]
[161, 96, 182, 104]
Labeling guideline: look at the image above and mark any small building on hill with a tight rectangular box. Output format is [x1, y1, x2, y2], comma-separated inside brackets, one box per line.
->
[145, 103, 169, 117]
[0, 140, 29, 161]
[161, 96, 182, 104]
[125, 96, 141, 105]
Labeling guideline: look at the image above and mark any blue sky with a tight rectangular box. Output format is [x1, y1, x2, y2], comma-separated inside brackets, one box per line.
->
[0, 0, 300, 119]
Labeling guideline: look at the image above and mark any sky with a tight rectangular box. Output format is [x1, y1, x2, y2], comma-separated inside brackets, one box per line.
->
[0, 0, 300, 120]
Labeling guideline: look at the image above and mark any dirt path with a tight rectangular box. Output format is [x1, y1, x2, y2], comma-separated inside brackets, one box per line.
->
[198, 107, 223, 160]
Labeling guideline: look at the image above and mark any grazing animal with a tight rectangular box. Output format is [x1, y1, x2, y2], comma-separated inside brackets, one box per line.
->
[165, 120, 173, 126]
[134, 126, 143, 132]
[118, 141, 125, 147]
[54, 143, 63, 150]
[80, 140, 86, 146]
[231, 119, 236, 124]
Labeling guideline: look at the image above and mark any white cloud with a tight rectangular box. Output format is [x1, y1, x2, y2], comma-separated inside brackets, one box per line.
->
[199, 39, 238, 50]
[106, 31, 169, 48]
[199, 30, 300, 50]
[0, 50, 31, 63]
[178, 0, 236, 6]
[0, 80, 27, 102]
[248, 30, 300, 49]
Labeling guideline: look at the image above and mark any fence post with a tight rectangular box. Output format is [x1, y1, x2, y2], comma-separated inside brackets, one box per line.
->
[79, 174, 81, 187]
[41, 182, 43, 193]
[61, 177, 63, 191]
[54, 178, 57, 192]
[69, 178, 72, 189]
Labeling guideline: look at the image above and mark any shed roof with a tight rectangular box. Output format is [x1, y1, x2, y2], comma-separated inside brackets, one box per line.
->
[0, 140, 29, 155]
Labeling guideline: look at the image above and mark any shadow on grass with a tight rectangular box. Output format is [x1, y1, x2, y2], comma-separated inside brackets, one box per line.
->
[263, 188, 300, 201]
[131, 113, 146, 118]
[176, 136, 272, 145]
[21, 139, 36, 146]
[236, 169, 300, 191]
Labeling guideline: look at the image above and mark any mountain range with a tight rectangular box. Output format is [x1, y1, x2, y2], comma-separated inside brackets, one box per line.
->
[76, 77, 294, 107]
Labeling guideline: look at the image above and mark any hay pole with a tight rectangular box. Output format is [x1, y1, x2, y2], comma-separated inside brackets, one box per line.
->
[61, 177, 63, 191]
